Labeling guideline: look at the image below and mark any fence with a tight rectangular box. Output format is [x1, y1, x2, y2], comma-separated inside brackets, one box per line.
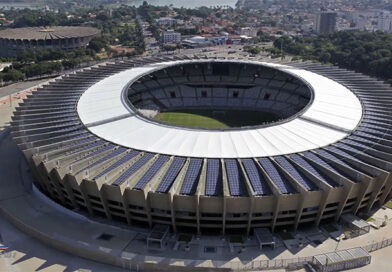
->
[363, 237, 392, 252]
[204, 237, 392, 271]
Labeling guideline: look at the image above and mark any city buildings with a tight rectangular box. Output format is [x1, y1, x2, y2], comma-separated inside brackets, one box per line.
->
[315, 12, 337, 34]
[155, 17, 177, 27]
[377, 11, 392, 33]
[162, 29, 181, 44]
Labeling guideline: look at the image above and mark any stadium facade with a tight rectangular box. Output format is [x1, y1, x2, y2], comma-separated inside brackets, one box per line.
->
[11, 56, 392, 235]
[0, 26, 100, 57]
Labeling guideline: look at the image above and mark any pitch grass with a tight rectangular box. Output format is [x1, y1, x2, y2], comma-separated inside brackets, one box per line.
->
[155, 109, 279, 129]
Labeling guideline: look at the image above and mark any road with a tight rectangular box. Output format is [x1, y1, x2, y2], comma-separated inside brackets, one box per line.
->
[0, 78, 51, 97]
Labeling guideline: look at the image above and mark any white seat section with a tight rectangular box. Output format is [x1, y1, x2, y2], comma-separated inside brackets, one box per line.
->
[77, 60, 363, 158]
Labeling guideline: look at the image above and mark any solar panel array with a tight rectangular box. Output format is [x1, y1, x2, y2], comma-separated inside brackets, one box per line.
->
[224, 159, 247, 196]
[156, 157, 186, 193]
[289, 154, 339, 187]
[94, 150, 140, 179]
[110, 152, 152, 185]
[180, 158, 203, 195]
[133, 155, 169, 189]
[242, 159, 271, 195]
[328, 146, 375, 177]
[343, 139, 374, 153]
[310, 150, 359, 182]
[74, 144, 114, 163]
[78, 147, 127, 173]
[316, 149, 352, 169]
[303, 151, 337, 173]
[258, 158, 295, 194]
[328, 145, 359, 161]
[275, 156, 318, 191]
[205, 159, 222, 196]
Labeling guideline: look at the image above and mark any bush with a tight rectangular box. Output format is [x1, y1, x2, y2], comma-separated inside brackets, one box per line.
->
[1, 69, 25, 82]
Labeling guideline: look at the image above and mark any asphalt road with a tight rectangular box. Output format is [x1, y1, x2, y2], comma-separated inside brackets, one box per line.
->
[0, 78, 51, 97]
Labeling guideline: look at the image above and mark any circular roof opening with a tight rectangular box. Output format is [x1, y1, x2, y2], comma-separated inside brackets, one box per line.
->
[126, 61, 313, 130]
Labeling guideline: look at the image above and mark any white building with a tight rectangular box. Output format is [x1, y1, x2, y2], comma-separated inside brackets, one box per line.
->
[162, 30, 181, 44]
[240, 27, 257, 37]
[155, 17, 177, 27]
[182, 36, 212, 48]
[377, 11, 392, 33]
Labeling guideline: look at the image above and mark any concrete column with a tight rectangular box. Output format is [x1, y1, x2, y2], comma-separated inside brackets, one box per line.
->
[79, 181, 94, 215]
[98, 185, 113, 220]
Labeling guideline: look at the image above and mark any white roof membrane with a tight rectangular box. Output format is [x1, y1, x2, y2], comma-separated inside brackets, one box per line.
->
[77, 60, 363, 158]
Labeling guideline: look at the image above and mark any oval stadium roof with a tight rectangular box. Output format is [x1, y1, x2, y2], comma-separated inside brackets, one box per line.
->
[77, 59, 363, 158]
[0, 26, 100, 40]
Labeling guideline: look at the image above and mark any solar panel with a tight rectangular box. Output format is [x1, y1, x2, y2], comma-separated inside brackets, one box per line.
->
[361, 124, 390, 134]
[95, 150, 141, 180]
[79, 147, 127, 173]
[310, 150, 359, 182]
[224, 159, 247, 196]
[354, 131, 382, 141]
[348, 136, 375, 145]
[289, 154, 338, 187]
[328, 146, 375, 176]
[133, 155, 169, 189]
[258, 158, 295, 194]
[315, 149, 352, 169]
[359, 126, 387, 137]
[156, 157, 186, 193]
[181, 159, 203, 195]
[71, 143, 112, 165]
[303, 151, 337, 173]
[242, 159, 271, 195]
[343, 139, 376, 153]
[205, 159, 222, 196]
[275, 156, 318, 191]
[332, 144, 363, 159]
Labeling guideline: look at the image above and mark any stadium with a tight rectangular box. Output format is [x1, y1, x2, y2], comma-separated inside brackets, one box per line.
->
[10, 55, 392, 236]
[0, 26, 100, 57]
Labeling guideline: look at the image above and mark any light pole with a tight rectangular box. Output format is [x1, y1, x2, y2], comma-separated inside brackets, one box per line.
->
[280, 38, 284, 60]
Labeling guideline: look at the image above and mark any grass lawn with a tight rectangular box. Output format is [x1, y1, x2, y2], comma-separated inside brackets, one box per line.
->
[229, 235, 243, 244]
[154, 109, 279, 129]
[178, 234, 193, 243]
[323, 224, 339, 233]
[385, 201, 392, 209]
[359, 213, 374, 222]
[155, 112, 228, 128]
[277, 231, 294, 240]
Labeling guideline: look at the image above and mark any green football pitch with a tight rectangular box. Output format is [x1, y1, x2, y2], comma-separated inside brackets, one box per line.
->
[154, 109, 279, 129]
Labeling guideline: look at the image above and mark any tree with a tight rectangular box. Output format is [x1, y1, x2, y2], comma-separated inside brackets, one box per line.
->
[244, 46, 261, 55]
[1, 69, 24, 82]
[274, 30, 392, 80]
[88, 37, 108, 53]
[163, 44, 177, 52]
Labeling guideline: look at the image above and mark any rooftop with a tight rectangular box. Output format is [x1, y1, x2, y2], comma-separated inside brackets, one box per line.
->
[0, 26, 100, 40]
